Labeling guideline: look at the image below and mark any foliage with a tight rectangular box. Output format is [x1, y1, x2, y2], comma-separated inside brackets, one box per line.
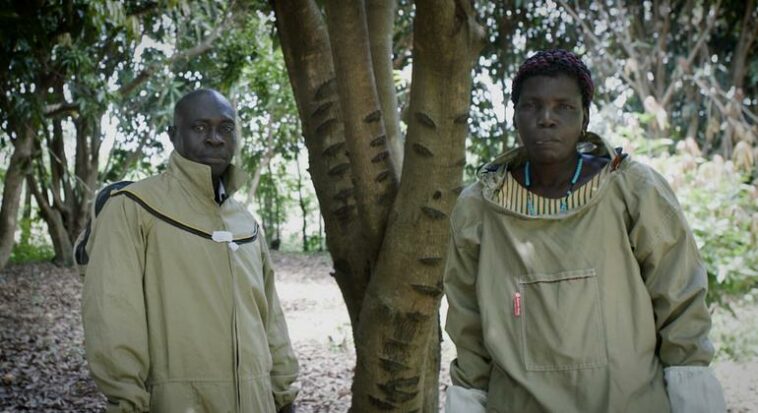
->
[608, 116, 758, 309]
[9, 218, 54, 264]
[711, 300, 758, 361]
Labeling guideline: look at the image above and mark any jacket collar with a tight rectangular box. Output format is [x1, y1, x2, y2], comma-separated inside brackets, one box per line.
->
[167, 151, 248, 203]
[476, 132, 620, 201]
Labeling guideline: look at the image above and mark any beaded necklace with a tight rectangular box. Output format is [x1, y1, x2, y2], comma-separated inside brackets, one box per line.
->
[524, 153, 583, 216]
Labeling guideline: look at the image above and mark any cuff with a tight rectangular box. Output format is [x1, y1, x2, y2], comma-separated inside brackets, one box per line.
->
[272, 378, 300, 411]
[664, 366, 726, 413]
[445, 385, 487, 413]
[105, 399, 146, 413]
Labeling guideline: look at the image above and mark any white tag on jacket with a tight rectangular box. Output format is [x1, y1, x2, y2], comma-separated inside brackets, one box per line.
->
[228, 242, 239, 252]
[212, 231, 234, 243]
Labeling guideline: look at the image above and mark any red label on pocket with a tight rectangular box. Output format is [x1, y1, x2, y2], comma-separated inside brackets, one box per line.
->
[513, 292, 521, 317]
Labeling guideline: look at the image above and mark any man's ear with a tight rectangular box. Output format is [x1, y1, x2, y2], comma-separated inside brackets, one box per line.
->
[168, 125, 176, 143]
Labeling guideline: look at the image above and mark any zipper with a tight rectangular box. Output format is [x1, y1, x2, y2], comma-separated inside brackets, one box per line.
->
[233, 306, 241, 411]
[219, 208, 242, 413]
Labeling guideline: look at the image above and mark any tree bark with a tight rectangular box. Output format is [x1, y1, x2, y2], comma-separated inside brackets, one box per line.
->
[367, 0, 404, 173]
[731, 0, 757, 90]
[324, 0, 399, 259]
[0, 125, 35, 268]
[295, 150, 309, 251]
[274, 0, 373, 331]
[275, 0, 483, 410]
[26, 173, 74, 266]
[350, 0, 483, 411]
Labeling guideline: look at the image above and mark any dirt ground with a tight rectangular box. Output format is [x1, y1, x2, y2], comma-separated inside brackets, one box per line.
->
[1, 252, 756, 412]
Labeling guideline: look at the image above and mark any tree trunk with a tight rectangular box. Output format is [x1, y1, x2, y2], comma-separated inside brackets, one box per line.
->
[19, 180, 33, 245]
[731, 0, 757, 90]
[274, 0, 483, 410]
[350, 1, 482, 410]
[274, 0, 373, 331]
[0, 125, 35, 268]
[367, 0, 404, 173]
[324, 0, 399, 257]
[295, 150, 309, 251]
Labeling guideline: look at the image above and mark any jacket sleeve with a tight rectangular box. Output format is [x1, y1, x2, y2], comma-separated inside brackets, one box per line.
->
[626, 166, 725, 412]
[443, 198, 489, 413]
[261, 239, 299, 410]
[82, 195, 150, 413]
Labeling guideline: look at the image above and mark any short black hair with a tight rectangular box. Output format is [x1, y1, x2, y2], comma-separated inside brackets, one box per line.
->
[173, 88, 231, 124]
[511, 49, 594, 109]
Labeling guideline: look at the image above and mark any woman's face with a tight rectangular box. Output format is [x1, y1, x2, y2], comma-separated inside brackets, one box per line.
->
[514, 74, 588, 164]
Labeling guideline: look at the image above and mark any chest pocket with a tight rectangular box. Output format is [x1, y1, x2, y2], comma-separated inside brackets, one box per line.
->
[518, 269, 608, 371]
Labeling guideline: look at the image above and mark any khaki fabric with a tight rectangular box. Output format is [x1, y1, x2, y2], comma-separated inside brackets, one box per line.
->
[444, 134, 722, 412]
[82, 151, 298, 413]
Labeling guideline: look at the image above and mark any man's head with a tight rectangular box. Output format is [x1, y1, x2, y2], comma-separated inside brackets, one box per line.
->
[169, 89, 237, 180]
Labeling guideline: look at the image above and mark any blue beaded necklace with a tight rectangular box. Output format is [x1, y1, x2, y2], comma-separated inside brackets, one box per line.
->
[524, 153, 584, 216]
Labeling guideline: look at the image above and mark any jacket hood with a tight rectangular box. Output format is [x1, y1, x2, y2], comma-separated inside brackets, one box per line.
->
[476, 132, 622, 201]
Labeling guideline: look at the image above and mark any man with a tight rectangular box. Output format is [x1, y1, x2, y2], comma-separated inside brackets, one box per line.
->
[82, 89, 299, 412]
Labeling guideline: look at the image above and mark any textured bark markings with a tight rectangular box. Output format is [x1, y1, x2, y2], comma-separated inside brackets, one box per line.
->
[410, 282, 443, 298]
[453, 112, 469, 124]
[370, 308, 431, 409]
[412, 143, 434, 158]
[420, 206, 447, 220]
[370, 135, 387, 147]
[414, 112, 437, 129]
[275, 0, 483, 410]
[418, 256, 443, 266]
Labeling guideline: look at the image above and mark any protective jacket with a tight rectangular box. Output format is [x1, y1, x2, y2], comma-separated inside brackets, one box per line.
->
[444, 133, 725, 412]
[82, 151, 298, 413]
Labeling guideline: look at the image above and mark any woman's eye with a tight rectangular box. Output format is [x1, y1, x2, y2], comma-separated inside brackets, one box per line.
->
[559, 104, 574, 110]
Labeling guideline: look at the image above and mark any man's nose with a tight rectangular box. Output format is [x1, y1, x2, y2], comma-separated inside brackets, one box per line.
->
[206, 128, 225, 145]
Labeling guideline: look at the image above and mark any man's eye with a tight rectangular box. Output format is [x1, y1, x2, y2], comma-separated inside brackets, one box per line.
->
[558, 103, 575, 110]
[193, 124, 207, 132]
[221, 124, 235, 134]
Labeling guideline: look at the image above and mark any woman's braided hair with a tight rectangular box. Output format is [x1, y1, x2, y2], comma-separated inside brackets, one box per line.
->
[511, 49, 594, 109]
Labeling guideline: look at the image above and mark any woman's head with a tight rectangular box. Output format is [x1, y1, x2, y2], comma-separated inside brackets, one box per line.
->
[511, 49, 594, 110]
[511, 50, 594, 164]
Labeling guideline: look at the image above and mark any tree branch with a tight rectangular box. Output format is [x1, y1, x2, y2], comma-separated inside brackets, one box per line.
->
[660, 0, 721, 107]
[118, 3, 235, 97]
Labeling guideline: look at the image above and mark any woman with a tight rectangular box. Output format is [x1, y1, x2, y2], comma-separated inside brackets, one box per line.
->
[444, 50, 726, 412]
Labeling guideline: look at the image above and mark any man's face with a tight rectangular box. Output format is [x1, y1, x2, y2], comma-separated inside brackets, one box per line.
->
[514, 74, 588, 164]
[171, 91, 237, 179]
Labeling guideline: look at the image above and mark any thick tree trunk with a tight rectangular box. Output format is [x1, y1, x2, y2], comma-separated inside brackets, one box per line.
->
[0, 126, 35, 269]
[275, 1, 482, 410]
[324, 0, 399, 257]
[351, 1, 482, 410]
[274, 0, 373, 330]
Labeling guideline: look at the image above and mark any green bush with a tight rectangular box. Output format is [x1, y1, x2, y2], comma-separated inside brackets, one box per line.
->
[609, 125, 758, 309]
[9, 217, 54, 264]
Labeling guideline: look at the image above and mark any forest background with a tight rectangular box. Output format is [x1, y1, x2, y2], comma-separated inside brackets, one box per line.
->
[1, 0, 757, 412]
